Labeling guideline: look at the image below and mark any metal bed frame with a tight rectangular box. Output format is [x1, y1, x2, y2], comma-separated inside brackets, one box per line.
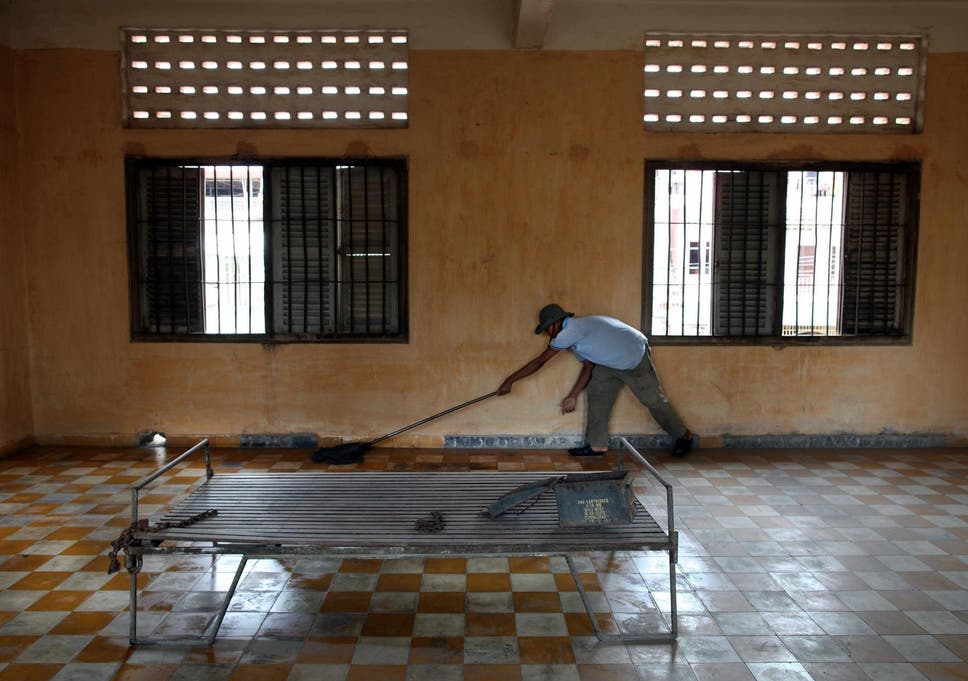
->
[123, 436, 678, 645]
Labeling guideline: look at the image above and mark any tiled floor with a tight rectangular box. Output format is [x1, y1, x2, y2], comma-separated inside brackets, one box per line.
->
[0, 444, 967, 681]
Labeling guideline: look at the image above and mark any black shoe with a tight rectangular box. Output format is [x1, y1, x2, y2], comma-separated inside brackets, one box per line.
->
[568, 444, 606, 457]
[672, 436, 694, 457]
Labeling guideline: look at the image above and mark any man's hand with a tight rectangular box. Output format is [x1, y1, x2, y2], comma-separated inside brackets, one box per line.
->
[560, 396, 577, 414]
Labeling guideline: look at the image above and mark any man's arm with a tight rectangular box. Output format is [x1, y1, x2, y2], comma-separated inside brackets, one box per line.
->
[497, 346, 560, 395]
[560, 360, 594, 413]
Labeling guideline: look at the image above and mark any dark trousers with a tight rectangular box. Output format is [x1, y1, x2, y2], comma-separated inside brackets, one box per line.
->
[584, 348, 687, 447]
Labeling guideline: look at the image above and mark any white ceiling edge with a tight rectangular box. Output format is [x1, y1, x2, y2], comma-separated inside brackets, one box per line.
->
[3, 0, 968, 52]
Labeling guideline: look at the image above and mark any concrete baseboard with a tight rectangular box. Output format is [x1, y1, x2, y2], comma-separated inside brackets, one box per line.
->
[23, 431, 967, 451]
[0, 435, 36, 458]
[721, 433, 951, 449]
[445, 432, 961, 450]
[239, 433, 318, 448]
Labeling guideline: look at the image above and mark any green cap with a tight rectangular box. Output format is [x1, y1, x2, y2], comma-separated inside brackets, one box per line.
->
[534, 303, 574, 335]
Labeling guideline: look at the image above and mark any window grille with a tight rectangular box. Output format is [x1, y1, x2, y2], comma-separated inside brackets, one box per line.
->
[121, 28, 409, 128]
[643, 33, 926, 133]
[645, 162, 919, 343]
[128, 158, 407, 342]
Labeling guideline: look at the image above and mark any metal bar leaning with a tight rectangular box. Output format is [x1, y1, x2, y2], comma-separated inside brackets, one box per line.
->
[126, 438, 213, 645]
[130, 438, 212, 523]
[617, 436, 679, 641]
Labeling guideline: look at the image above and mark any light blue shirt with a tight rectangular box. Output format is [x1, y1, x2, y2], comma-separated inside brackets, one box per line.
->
[550, 315, 647, 370]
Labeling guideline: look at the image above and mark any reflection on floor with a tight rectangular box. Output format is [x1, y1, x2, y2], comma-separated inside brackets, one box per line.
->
[0, 444, 966, 681]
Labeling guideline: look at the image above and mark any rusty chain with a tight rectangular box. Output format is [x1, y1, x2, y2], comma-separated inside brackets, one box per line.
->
[413, 511, 446, 533]
[107, 509, 218, 575]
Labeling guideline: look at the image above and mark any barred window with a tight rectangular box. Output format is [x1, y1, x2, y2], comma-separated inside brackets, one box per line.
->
[127, 158, 407, 342]
[644, 161, 919, 343]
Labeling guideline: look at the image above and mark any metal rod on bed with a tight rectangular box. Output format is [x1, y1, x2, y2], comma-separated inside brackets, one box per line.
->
[127, 439, 211, 645]
[617, 437, 675, 537]
[617, 437, 679, 640]
[130, 439, 211, 524]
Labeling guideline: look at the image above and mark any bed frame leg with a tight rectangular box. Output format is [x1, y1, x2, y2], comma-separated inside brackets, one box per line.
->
[128, 558, 139, 645]
[669, 531, 679, 638]
[206, 555, 248, 644]
[565, 554, 609, 640]
[566, 552, 677, 644]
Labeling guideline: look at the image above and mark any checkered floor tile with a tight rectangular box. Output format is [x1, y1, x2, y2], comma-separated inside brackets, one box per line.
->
[0, 444, 967, 680]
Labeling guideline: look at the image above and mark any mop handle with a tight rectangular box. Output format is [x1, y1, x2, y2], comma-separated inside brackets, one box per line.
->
[369, 391, 500, 446]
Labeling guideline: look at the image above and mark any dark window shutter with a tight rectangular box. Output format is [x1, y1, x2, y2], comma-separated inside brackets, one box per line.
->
[713, 170, 779, 336]
[338, 165, 400, 335]
[138, 167, 204, 334]
[841, 171, 908, 335]
[270, 166, 337, 335]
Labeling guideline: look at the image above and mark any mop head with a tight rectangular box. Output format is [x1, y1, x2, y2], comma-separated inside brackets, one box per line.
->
[310, 442, 369, 465]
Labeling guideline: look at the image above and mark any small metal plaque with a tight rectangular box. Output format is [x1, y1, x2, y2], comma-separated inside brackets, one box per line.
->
[554, 472, 636, 527]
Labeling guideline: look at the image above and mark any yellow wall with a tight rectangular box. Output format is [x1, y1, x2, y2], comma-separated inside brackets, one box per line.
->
[7, 48, 968, 447]
[0, 46, 34, 454]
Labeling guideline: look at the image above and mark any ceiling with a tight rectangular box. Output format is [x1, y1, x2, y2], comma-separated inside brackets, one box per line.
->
[2, 0, 968, 51]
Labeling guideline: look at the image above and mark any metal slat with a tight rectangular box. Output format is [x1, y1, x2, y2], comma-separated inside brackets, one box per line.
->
[136, 471, 671, 552]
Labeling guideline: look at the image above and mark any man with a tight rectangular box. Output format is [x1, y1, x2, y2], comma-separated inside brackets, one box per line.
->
[498, 303, 694, 457]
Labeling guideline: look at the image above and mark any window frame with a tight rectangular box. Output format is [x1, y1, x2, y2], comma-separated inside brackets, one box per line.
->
[125, 156, 409, 344]
[642, 159, 920, 346]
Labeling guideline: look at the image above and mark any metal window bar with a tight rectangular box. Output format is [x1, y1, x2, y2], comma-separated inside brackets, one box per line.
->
[185, 166, 199, 334]
[344, 167, 354, 334]
[872, 173, 884, 333]
[285, 166, 294, 332]
[226, 167, 235, 332]
[853, 178, 870, 334]
[352, 166, 359, 335]
[364, 166, 372, 333]
[808, 172, 818, 334]
[330, 165, 339, 334]
[263, 167, 273, 335]
[380, 167, 389, 336]
[695, 169, 706, 336]
[848, 174, 865, 335]
[677, 170, 686, 336]
[300, 166, 309, 331]
[665, 170, 673, 335]
[879, 171, 897, 334]
[874, 171, 888, 334]
[230, 166, 239, 332]
[151, 168, 162, 333]
[316, 165, 324, 334]
[884, 171, 900, 334]
[211, 166, 219, 332]
[830, 173, 843, 335]
[753, 170, 765, 336]
[249, 166, 257, 333]
[795, 171, 804, 334]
